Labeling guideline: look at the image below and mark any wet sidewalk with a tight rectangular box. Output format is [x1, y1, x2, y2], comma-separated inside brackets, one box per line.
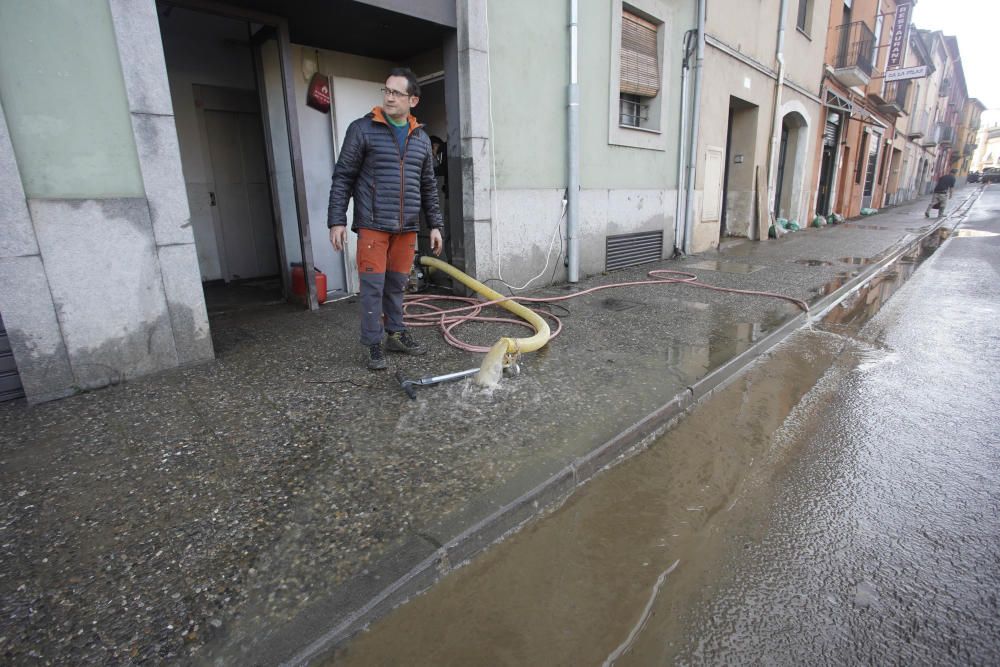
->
[0, 190, 980, 665]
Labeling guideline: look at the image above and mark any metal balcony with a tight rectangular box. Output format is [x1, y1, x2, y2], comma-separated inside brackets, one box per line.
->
[907, 110, 926, 139]
[832, 21, 876, 88]
[876, 80, 909, 116]
[964, 143, 977, 157]
[920, 122, 942, 147]
[939, 125, 955, 146]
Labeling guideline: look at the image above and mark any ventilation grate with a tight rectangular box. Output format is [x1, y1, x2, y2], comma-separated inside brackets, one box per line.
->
[605, 231, 663, 271]
[0, 313, 24, 403]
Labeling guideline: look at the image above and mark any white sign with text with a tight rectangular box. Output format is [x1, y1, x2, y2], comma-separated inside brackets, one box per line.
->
[884, 65, 929, 82]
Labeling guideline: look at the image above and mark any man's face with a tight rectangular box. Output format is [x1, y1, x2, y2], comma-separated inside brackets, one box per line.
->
[383, 75, 418, 119]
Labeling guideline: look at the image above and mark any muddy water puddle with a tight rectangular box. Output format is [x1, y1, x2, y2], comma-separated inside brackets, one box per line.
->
[685, 260, 766, 274]
[327, 228, 952, 667]
[328, 332, 847, 667]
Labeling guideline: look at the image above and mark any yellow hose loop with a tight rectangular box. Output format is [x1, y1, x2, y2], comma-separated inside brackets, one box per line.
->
[419, 256, 551, 354]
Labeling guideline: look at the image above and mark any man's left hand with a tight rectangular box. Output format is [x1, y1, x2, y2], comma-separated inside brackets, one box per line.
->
[430, 229, 444, 256]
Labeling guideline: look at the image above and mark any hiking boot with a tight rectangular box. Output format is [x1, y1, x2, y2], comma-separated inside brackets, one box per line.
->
[385, 330, 426, 355]
[367, 343, 387, 370]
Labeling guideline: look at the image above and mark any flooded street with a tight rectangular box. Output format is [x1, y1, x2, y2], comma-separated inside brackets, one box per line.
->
[330, 190, 1000, 666]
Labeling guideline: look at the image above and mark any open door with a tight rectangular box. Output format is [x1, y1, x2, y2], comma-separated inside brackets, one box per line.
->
[328, 77, 388, 295]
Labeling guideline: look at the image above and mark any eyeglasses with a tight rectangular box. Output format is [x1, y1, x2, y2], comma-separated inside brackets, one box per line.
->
[381, 87, 412, 99]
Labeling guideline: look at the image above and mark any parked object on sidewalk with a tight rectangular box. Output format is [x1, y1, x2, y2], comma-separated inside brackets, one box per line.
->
[291, 263, 327, 305]
[860, 207, 878, 216]
[770, 218, 797, 236]
[395, 367, 477, 399]
[827, 213, 845, 225]
[812, 216, 827, 228]
[396, 361, 520, 400]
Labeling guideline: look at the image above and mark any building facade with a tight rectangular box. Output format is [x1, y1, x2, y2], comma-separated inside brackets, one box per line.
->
[971, 110, 1000, 173]
[0, 0, 694, 403]
[686, 0, 830, 251]
[0, 0, 982, 404]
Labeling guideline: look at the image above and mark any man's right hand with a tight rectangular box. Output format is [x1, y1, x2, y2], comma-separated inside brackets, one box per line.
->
[330, 226, 346, 252]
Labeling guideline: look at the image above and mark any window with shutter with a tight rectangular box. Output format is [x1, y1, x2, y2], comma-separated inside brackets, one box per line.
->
[796, 0, 812, 34]
[618, 9, 660, 128]
[620, 10, 659, 99]
[608, 0, 671, 149]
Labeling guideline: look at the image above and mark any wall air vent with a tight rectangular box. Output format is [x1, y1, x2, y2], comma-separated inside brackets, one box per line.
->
[0, 313, 24, 402]
[605, 231, 663, 272]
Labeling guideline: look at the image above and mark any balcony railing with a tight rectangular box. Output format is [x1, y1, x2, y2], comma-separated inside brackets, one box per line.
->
[879, 80, 910, 115]
[920, 122, 942, 147]
[939, 125, 955, 145]
[833, 21, 876, 78]
[908, 110, 927, 139]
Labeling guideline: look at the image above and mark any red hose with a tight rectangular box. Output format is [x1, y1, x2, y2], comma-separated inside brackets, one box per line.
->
[403, 269, 809, 353]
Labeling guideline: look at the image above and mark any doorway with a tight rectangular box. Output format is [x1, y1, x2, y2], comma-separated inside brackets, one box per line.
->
[815, 111, 842, 216]
[861, 129, 882, 209]
[203, 102, 279, 281]
[721, 97, 759, 239]
[158, 6, 292, 312]
[158, 0, 461, 311]
[774, 111, 809, 222]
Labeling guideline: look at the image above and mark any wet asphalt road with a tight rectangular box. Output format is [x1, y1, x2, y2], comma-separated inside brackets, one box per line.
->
[631, 192, 1000, 664]
[332, 191, 1000, 665]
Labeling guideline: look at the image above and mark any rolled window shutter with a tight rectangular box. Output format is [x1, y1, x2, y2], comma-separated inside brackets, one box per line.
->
[620, 11, 659, 97]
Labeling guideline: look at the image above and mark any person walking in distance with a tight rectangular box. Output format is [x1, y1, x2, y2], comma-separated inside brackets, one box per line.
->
[327, 68, 444, 370]
[925, 169, 957, 218]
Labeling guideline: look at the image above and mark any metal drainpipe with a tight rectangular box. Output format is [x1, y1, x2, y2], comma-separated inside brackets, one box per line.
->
[765, 0, 789, 235]
[567, 0, 581, 283]
[674, 31, 694, 255]
[683, 0, 706, 255]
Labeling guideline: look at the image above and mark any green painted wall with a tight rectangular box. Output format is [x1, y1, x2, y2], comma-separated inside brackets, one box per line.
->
[0, 0, 143, 198]
[486, 0, 568, 189]
[486, 0, 692, 191]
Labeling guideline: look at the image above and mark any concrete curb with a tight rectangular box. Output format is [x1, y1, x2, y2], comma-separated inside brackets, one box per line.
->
[285, 188, 983, 666]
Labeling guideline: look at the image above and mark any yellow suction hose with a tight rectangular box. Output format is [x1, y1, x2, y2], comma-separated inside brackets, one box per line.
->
[420, 256, 550, 384]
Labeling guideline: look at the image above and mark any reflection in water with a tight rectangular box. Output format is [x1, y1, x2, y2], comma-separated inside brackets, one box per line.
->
[330, 332, 846, 667]
[953, 229, 999, 238]
[329, 224, 964, 667]
[840, 223, 890, 230]
[820, 228, 949, 299]
[663, 321, 772, 385]
[819, 271, 857, 296]
[795, 259, 834, 266]
[685, 260, 766, 274]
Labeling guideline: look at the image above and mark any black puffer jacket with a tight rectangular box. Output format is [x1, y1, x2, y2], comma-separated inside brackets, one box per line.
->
[327, 107, 443, 233]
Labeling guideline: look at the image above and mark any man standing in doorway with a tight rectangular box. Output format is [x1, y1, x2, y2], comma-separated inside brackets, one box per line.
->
[925, 169, 957, 218]
[328, 68, 444, 370]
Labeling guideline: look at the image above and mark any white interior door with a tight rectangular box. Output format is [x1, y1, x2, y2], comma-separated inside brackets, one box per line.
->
[330, 77, 386, 295]
[205, 109, 279, 281]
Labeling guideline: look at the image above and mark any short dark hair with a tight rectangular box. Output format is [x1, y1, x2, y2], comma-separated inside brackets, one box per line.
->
[388, 67, 420, 97]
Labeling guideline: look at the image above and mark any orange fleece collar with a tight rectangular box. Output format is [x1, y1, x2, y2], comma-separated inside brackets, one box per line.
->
[371, 106, 421, 133]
